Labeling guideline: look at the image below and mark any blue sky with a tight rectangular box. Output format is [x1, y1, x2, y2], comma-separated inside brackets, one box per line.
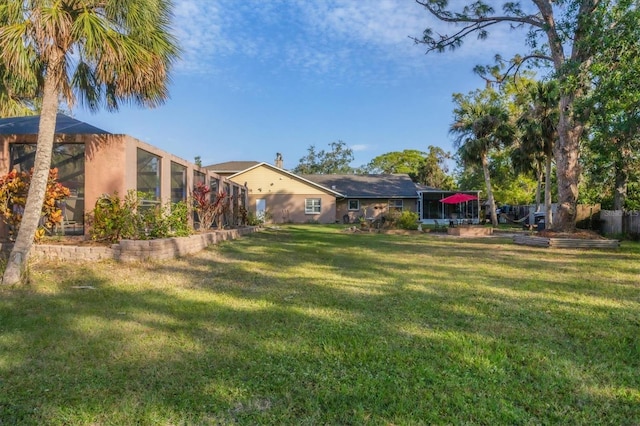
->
[73, 0, 531, 170]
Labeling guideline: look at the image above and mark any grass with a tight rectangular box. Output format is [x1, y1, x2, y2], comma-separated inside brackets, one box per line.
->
[1, 225, 639, 425]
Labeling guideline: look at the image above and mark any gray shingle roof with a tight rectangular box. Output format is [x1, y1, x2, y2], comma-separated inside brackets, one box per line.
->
[0, 113, 110, 135]
[204, 161, 260, 173]
[301, 174, 419, 198]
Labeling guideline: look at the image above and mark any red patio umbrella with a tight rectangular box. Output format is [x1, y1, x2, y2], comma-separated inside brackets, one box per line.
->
[439, 193, 478, 204]
[440, 193, 479, 224]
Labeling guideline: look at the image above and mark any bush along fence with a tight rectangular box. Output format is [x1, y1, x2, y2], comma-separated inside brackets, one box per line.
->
[600, 210, 640, 237]
[0, 227, 259, 262]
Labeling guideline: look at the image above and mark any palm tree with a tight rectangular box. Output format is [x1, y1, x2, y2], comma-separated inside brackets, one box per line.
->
[450, 89, 514, 226]
[0, 63, 39, 117]
[0, 0, 179, 285]
[515, 81, 559, 227]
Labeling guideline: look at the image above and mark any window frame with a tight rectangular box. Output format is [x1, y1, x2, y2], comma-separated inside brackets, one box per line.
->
[388, 199, 403, 212]
[347, 199, 360, 211]
[305, 198, 322, 214]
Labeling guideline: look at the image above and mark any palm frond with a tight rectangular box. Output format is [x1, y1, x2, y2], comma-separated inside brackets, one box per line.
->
[0, 0, 180, 112]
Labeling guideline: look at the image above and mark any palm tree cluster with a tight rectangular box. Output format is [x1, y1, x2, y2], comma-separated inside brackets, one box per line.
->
[450, 78, 558, 227]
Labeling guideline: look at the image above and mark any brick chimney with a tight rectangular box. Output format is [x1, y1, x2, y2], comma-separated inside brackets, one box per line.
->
[275, 153, 283, 169]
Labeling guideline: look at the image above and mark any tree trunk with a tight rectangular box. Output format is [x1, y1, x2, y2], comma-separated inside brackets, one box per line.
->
[2, 72, 60, 285]
[535, 166, 542, 213]
[553, 94, 583, 232]
[481, 154, 498, 227]
[544, 154, 553, 228]
[613, 158, 628, 211]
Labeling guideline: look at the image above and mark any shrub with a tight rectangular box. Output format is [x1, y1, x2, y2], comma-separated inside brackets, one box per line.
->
[167, 201, 191, 236]
[398, 211, 420, 230]
[246, 212, 258, 226]
[88, 191, 138, 242]
[383, 210, 402, 228]
[87, 191, 191, 242]
[0, 168, 70, 241]
[138, 203, 170, 239]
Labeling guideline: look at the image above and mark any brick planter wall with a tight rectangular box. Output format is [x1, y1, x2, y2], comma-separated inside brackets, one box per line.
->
[1, 227, 258, 262]
[447, 226, 494, 237]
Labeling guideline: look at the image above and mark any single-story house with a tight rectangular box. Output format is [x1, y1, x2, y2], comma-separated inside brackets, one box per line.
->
[212, 155, 482, 225]
[300, 173, 420, 224]
[225, 161, 343, 224]
[214, 156, 421, 224]
[0, 114, 247, 237]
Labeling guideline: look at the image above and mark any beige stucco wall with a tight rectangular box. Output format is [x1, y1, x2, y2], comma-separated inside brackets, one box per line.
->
[231, 165, 337, 224]
[247, 193, 336, 224]
[235, 166, 330, 196]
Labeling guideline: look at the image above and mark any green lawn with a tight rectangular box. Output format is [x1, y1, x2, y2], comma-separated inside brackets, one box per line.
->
[1, 225, 639, 425]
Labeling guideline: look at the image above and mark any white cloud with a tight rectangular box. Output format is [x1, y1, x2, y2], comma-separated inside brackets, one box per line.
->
[350, 144, 369, 152]
[171, 1, 234, 73]
[170, 0, 536, 81]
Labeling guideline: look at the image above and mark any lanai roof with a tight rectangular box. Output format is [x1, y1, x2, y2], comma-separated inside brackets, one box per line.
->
[0, 113, 110, 135]
[302, 174, 419, 199]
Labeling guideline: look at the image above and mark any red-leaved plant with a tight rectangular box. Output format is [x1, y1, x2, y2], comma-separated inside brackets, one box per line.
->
[192, 182, 229, 230]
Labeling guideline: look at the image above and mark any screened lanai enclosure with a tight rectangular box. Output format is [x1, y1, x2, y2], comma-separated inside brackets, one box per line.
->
[418, 190, 482, 224]
[11, 143, 86, 235]
[0, 114, 248, 239]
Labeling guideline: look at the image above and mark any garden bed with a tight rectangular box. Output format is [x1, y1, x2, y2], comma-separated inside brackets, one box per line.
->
[0, 227, 259, 262]
[513, 233, 620, 249]
[447, 225, 493, 237]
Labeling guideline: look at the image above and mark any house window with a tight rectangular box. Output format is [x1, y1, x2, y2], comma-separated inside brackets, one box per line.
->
[348, 199, 360, 211]
[305, 198, 321, 214]
[388, 199, 403, 212]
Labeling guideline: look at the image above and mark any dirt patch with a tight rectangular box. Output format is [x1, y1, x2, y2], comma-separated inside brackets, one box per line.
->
[381, 229, 425, 235]
[342, 227, 424, 235]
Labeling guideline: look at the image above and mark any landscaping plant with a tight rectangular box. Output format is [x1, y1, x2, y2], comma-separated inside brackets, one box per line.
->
[166, 201, 191, 237]
[88, 191, 190, 242]
[0, 168, 70, 241]
[397, 210, 420, 230]
[87, 191, 138, 242]
[192, 183, 229, 230]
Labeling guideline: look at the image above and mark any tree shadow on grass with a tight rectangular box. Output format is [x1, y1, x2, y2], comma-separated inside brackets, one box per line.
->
[1, 227, 639, 424]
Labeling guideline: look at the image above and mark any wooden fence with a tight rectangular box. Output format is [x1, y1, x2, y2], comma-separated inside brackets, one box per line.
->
[600, 210, 640, 235]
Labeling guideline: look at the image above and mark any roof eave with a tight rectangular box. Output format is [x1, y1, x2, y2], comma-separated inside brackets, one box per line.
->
[229, 162, 345, 197]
